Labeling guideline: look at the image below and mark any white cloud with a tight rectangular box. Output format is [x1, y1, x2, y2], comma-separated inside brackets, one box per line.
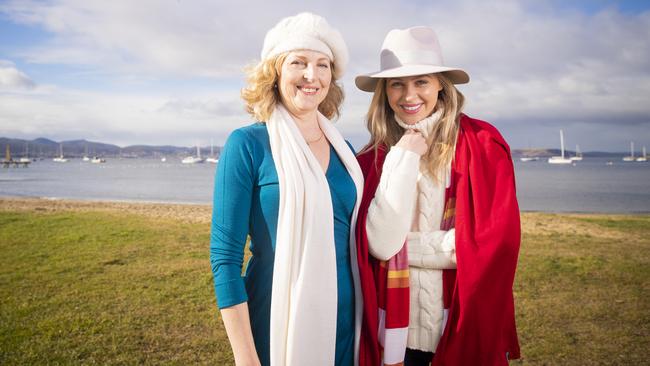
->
[0, 81, 248, 146]
[1, 0, 285, 77]
[0, 60, 36, 89]
[0, 0, 649, 150]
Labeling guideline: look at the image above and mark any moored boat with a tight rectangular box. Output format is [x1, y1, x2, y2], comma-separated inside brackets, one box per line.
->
[53, 143, 68, 163]
[622, 142, 635, 161]
[181, 145, 205, 164]
[548, 130, 572, 164]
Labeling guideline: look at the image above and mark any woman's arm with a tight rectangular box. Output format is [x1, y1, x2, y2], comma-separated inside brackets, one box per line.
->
[365, 130, 427, 260]
[221, 303, 261, 366]
[365, 147, 419, 259]
[209, 129, 260, 365]
[407, 229, 456, 269]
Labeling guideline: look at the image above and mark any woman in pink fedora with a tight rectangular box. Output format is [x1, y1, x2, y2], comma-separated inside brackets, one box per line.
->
[355, 27, 521, 366]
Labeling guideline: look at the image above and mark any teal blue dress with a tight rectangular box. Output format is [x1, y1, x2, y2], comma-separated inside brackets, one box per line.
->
[210, 123, 356, 366]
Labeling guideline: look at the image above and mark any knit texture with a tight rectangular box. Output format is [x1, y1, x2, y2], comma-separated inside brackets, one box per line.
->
[261, 12, 348, 79]
[395, 108, 453, 352]
[394, 108, 443, 137]
[407, 168, 450, 352]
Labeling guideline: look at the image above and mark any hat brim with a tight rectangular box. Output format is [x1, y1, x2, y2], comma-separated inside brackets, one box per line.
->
[355, 65, 469, 92]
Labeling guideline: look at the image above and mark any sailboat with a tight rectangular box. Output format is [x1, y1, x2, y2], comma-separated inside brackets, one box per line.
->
[548, 130, 572, 164]
[88, 146, 105, 163]
[3, 144, 10, 162]
[520, 156, 539, 162]
[622, 142, 635, 161]
[519, 142, 539, 162]
[3, 144, 11, 163]
[636, 146, 647, 162]
[53, 143, 68, 162]
[19, 142, 32, 163]
[82, 144, 90, 161]
[206, 139, 219, 163]
[181, 145, 205, 164]
[570, 144, 583, 161]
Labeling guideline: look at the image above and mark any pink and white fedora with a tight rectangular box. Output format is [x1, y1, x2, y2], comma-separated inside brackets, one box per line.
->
[355, 26, 469, 92]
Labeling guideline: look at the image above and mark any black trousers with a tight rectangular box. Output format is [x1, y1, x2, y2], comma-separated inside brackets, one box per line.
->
[404, 348, 434, 366]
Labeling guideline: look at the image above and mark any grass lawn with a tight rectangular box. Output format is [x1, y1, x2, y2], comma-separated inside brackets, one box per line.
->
[0, 209, 648, 365]
[0, 210, 232, 365]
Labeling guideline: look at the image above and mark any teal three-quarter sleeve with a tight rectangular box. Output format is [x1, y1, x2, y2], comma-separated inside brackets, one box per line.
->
[210, 129, 255, 309]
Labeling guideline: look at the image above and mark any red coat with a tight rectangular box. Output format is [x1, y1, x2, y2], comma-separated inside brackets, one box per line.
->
[356, 114, 521, 365]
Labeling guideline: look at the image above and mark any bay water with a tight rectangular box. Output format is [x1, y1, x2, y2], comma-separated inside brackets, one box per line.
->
[1, 157, 648, 213]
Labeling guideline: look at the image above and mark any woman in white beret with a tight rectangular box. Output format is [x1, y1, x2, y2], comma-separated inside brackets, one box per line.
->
[355, 27, 521, 365]
[209, 12, 364, 366]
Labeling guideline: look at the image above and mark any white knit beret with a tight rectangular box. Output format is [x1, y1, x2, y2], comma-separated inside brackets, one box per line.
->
[260, 12, 349, 79]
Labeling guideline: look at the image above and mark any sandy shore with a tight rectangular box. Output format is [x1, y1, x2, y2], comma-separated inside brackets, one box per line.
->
[1, 196, 644, 231]
[0, 197, 212, 224]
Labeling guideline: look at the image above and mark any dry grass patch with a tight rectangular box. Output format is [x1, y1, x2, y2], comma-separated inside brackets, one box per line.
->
[0, 203, 647, 365]
[513, 213, 649, 365]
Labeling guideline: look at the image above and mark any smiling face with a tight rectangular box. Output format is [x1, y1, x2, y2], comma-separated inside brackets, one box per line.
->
[385, 74, 442, 124]
[278, 50, 332, 119]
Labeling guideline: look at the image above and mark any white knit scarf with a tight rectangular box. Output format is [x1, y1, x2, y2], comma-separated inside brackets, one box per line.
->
[267, 104, 364, 366]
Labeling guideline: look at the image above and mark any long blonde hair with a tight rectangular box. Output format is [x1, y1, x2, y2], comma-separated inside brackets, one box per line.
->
[361, 73, 465, 179]
[241, 53, 344, 122]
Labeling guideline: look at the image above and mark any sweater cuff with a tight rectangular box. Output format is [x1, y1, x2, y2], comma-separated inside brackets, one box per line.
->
[214, 266, 248, 309]
[410, 229, 455, 252]
[406, 230, 457, 269]
[440, 228, 455, 252]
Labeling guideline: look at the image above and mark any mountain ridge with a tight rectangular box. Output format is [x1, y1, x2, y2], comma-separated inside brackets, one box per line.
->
[0, 136, 636, 159]
[0, 137, 221, 159]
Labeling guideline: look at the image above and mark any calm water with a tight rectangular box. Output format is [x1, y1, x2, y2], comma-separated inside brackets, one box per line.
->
[1, 157, 649, 213]
[0, 159, 216, 205]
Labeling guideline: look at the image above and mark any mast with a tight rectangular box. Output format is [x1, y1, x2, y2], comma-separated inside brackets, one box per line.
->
[560, 129, 565, 159]
[631, 141, 635, 158]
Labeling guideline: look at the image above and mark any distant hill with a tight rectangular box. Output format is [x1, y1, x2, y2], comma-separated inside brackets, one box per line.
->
[0, 137, 222, 159]
[0, 137, 631, 159]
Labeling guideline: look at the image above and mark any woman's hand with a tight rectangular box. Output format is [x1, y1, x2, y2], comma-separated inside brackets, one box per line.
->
[395, 129, 427, 156]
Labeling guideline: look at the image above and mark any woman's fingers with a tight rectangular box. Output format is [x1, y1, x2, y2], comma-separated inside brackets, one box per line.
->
[396, 130, 427, 156]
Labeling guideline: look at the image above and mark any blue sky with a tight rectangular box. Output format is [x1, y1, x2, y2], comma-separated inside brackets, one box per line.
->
[1, 0, 649, 152]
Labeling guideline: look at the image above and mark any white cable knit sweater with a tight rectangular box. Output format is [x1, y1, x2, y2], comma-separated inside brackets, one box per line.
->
[366, 111, 457, 353]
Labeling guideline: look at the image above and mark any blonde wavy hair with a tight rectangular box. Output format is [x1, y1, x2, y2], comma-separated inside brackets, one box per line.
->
[241, 52, 344, 122]
[361, 73, 465, 180]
